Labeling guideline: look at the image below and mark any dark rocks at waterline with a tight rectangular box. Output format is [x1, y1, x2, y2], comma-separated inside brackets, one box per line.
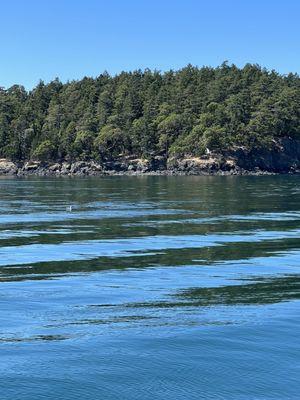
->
[0, 158, 296, 177]
[1, 138, 300, 176]
[229, 138, 300, 173]
[0, 159, 18, 175]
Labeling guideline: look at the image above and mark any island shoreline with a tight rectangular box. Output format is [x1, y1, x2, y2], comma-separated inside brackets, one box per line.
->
[2, 137, 300, 177]
[0, 159, 299, 177]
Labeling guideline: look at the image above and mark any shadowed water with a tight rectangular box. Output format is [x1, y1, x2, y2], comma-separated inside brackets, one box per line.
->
[0, 175, 300, 399]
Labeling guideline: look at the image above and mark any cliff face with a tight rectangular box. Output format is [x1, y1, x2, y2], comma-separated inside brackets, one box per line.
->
[1, 138, 300, 176]
[169, 138, 300, 174]
[231, 138, 300, 172]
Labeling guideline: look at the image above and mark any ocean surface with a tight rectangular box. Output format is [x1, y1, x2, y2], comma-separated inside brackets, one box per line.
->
[0, 175, 300, 400]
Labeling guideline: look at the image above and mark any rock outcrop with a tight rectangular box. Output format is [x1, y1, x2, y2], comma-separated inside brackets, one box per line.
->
[1, 138, 300, 176]
[0, 159, 18, 175]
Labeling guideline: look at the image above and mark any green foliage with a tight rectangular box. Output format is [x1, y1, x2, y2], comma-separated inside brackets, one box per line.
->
[31, 140, 55, 161]
[0, 64, 299, 161]
[94, 125, 128, 159]
[202, 125, 228, 150]
[73, 130, 94, 159]
[157, 113, 185, 155]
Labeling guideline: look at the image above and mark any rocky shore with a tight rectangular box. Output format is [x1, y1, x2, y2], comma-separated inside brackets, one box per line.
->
[1, 138, 300, 177]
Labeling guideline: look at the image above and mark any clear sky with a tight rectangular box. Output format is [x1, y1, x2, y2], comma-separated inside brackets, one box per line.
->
[1, 0, 299, 89]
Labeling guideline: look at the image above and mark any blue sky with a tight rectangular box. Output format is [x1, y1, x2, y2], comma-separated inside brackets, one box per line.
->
[1, 0, 299, 89]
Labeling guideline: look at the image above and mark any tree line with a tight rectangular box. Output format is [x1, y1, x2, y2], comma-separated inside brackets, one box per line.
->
[0, 62, 299, 162]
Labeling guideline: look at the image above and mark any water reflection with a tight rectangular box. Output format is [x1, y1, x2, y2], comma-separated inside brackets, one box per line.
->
[1, 176, 300, 400]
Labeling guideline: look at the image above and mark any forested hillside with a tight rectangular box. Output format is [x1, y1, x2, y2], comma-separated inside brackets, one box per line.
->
[0, 63, 299, 162]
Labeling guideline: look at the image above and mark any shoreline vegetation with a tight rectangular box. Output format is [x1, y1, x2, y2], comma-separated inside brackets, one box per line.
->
[1, 136, 300, 176]
[0, 63, 299, 176]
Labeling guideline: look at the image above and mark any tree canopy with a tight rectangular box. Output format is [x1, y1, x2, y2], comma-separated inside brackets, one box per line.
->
[0, 63, 299, 162]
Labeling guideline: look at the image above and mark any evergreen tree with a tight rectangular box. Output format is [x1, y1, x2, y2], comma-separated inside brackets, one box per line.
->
[0, 63, 299, 162]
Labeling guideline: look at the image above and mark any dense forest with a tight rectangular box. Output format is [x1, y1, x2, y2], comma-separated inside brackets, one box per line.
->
[0, 63, 299, 163]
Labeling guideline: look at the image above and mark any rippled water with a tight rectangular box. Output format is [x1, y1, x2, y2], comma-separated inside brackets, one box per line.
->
[1, 176, 300, 399]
